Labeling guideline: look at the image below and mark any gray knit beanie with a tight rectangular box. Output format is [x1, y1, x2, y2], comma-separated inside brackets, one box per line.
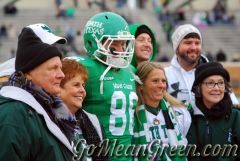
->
[171, 24, 202, 53]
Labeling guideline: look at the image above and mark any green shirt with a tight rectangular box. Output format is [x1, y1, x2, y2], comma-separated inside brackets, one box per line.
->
[72, 56, 138, 161]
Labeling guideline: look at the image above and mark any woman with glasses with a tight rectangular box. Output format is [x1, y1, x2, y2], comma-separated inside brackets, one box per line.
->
[187, 62, 240, 161]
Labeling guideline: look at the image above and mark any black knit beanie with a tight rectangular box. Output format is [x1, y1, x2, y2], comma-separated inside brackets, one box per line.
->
[192, 62, 230, 92]
[135, 25, 154, 40]
[15, 27, 63, 73]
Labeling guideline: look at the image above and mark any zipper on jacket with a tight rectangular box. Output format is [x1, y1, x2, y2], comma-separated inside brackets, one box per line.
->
[206, 121, 210, 135]
[205, 120, 212, 144]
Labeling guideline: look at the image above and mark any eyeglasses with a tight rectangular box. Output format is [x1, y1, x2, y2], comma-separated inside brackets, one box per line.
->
[202, 81, 225, 89]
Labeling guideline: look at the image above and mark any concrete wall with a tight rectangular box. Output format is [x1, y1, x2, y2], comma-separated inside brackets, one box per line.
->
[191, 0, 240, 11]
[162, 0, 240, 11]
[2, 0, 239, 11]
[15, 0, 55, 9]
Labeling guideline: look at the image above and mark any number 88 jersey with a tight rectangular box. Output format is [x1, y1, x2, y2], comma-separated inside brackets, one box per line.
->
[74, 56, 138, 148]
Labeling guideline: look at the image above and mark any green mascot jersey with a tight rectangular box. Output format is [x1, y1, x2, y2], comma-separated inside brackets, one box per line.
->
[71, 56, 138, 160]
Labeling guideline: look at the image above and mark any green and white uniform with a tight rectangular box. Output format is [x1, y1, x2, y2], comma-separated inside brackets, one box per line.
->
[72, 56, 138, 160]
[134, 99, 188, 161]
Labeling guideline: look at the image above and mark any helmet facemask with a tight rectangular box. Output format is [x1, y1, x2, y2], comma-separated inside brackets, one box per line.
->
[92, 32, 135, 68]
[83, 12, 135, 68]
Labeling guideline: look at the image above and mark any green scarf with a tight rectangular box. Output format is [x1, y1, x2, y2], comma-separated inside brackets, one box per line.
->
[135, 98, 187, 161]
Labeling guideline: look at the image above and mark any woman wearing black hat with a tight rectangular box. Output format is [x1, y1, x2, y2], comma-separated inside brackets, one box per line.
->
[187, 62, 240, 161]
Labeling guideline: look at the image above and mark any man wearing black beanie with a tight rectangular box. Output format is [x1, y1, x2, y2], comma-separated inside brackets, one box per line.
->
[0, 24, 75, 161]
[129, 24, 157, 68]
[0, 23, 67, 84]
[15, 27, 62, 73]
[15, 23, 66, 73]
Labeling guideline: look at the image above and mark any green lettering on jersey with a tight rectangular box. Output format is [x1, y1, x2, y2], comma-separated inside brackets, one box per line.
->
[115, 118, 123, 127]
[116, 99, 123, 109]
[149, 126, 161, 139]
[149, 126, 155, 139]
[161, 125, 167, 138]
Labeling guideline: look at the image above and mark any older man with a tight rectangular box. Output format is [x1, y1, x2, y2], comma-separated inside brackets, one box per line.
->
[0, 23, 66, 86]
[0, 24, 74, 161]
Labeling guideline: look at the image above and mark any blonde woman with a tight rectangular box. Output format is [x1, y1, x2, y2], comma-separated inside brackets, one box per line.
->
[133, 61, 191, 161]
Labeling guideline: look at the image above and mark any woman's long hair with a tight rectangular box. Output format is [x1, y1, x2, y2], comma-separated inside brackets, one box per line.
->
[135, 61, 185, 115]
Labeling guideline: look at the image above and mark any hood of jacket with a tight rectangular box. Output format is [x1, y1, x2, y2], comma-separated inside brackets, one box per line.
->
[0, 86, 73, 152]
[0, 58, 15, 77]
[0, 95, 14, 106]
[130, 24, 157, 68]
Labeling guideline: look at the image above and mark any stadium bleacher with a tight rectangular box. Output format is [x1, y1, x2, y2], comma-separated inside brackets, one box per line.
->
[0, 0, 240, 99]
[1, 0, 240, 62]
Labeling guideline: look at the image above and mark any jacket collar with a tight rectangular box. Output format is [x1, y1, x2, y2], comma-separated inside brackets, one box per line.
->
[0, 86, 73, 153]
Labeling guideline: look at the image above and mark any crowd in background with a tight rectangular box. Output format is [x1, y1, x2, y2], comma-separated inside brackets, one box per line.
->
[0, 0, 240, 62]
[0, 2, 240, 159]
